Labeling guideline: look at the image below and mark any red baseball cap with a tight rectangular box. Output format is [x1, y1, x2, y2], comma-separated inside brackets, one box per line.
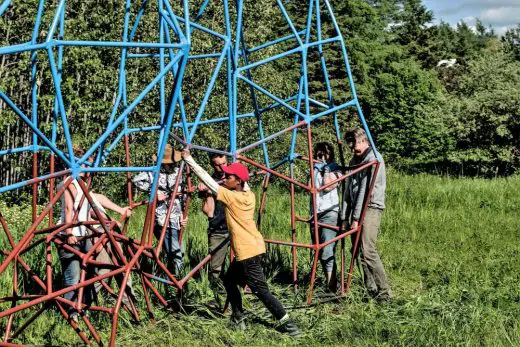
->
[222, 162, 249, 182]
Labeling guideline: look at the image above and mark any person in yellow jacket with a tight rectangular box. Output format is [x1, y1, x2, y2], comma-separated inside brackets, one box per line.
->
[182, 148, 301, 336]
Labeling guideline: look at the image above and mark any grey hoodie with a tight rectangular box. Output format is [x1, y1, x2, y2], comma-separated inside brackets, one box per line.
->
[341, 148, 386, 222]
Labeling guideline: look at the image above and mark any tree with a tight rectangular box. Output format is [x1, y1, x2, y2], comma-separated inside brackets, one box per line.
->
[447, 51, 520, 175]
[502, 24, 520, 61]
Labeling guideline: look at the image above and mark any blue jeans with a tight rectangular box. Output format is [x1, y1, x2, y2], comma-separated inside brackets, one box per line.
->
[310, 210, 338, 273]
[154, 226, 184, 276]
[58, 238, 95, 314]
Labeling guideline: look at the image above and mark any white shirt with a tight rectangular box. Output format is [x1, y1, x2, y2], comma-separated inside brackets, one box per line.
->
[59, 179, 106, 237]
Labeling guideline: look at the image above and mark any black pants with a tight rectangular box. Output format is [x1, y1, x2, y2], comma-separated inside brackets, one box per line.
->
[224, 254, 286, 320]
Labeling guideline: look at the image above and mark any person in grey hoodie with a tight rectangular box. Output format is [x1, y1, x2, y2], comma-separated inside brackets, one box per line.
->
[342, 127, 392, 301]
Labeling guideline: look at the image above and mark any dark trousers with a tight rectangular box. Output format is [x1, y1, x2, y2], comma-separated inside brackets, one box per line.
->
[58, 238, 95, 313]
[224, 254, 286, 320]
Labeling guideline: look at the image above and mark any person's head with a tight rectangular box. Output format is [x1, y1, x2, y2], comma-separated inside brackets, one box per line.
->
[153, 144, 175, 172]
[221, 162, 249, 191]
[314, 142, 335, 163]
[209, 152, 227, 175]
[73, 145, 94, 176]
[345, 127, 370, 157]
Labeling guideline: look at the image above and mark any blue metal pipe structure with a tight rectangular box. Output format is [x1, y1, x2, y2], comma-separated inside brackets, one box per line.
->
[0, 0, 381, 344]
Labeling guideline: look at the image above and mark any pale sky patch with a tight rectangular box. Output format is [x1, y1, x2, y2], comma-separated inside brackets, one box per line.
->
[422, 0, 519, 36]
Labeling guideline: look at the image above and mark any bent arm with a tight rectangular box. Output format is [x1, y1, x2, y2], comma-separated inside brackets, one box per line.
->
[92, 193, 125, 215]
[183, 155, 219, 194]
[202, 195, 215, 217]
[322, 172, 340, 192]
[352, 171, 367, 221]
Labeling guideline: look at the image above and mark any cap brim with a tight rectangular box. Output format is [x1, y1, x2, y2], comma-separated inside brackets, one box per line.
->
[221, 165, 233, 175]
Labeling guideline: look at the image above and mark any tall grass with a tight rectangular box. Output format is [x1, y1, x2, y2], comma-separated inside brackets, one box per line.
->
[1, 171, 519, 346]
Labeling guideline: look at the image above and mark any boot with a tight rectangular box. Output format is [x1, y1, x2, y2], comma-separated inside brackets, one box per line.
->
[229, 311, 246, 330]
[278, 318, 302, 337]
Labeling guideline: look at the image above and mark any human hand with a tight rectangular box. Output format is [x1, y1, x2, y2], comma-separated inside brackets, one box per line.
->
[181, 216, 188, 227]
[121, 206, 132, 218]
[157, 192, 169, 202]
[197, 182, 208, 192]
[350, 220, 359, 231]
[182, 147, 191, 159]
[66, 234, 78, 245]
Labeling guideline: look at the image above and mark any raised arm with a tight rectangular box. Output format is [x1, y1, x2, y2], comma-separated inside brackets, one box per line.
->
[182, 149, 219, 194]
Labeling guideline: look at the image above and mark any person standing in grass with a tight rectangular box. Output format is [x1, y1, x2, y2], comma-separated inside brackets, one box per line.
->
[310, 142, 342, 293]
[58, 145, 132, 321]
[342, 127, 392, 301]
[182, 148, 301, 337]
[133, 144, 187, 277]
[197, 152, 230, 292]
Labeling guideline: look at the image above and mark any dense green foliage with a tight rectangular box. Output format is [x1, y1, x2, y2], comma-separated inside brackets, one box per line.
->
[0, 0, 519, 202]
[1, 172, 519, 345]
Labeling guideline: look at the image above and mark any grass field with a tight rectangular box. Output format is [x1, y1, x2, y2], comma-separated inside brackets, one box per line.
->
[1, 171, 520, 346]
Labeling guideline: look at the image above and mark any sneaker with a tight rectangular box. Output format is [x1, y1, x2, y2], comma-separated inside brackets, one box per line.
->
[69, 312, 79, 323]
[278, 319, 302, 337]
[228, 312, 246, 331]
[375, 294, 392, 304]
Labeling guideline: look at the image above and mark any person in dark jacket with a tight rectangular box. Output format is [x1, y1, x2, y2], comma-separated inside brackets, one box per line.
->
[198, 152, 230, 291]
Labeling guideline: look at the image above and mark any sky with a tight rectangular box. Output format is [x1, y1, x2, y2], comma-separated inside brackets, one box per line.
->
[422, 0, 520, 36]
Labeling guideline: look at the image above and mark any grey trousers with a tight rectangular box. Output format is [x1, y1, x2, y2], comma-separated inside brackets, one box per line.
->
[310, 210, 338, 273]
[208, 232, 230, 281]
[359, 207, 392, 299]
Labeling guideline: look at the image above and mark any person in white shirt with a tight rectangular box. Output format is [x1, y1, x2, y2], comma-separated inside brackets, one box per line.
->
[310, 142, 342, 292]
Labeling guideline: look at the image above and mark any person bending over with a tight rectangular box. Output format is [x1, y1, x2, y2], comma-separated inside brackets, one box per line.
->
[182, 148, 301, 336]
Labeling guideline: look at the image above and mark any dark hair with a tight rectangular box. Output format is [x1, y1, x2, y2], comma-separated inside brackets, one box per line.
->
[344, 127, 367, 144]
[208, 150, 226, 161]
[314, 142, 335, 162]
[72, 144, 87, 158]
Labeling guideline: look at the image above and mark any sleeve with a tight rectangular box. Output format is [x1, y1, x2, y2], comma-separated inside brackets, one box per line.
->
[133, 172, 152, 192]
[216, 186, 235, 206]
[352, 170, 368, 221]
[183, 155, 220, 194]
[341, 177, 351, 221]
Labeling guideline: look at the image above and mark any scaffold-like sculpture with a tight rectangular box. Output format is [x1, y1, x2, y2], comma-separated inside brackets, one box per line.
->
[0, 0, 380, 345]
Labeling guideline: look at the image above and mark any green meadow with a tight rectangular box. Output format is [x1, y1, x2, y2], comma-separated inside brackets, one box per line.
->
[1, 172, 519, 346]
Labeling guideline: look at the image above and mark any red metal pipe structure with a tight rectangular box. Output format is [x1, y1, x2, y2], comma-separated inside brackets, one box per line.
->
[0, 138, 379, 346]
[238, 124, 380, 304]
[0, 6, 382, 347]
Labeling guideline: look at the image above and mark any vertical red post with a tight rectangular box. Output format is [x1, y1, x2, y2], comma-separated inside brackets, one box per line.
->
[289, 162, 298, 290]
[305, 124, 320, 304]
[32, 152, 38, 223]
